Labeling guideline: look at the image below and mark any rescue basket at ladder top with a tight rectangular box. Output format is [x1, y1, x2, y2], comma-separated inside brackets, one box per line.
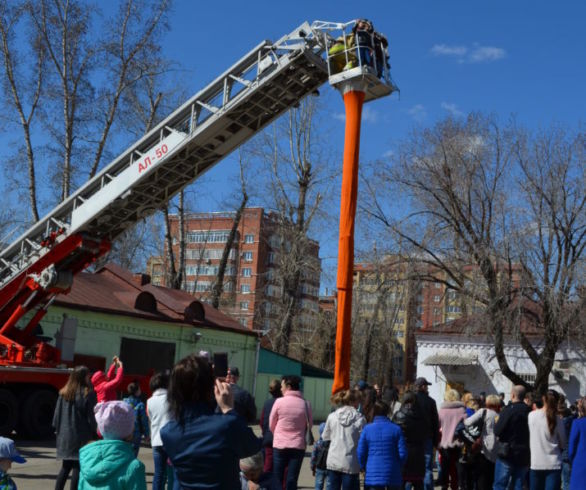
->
[311, 19, 399, 101]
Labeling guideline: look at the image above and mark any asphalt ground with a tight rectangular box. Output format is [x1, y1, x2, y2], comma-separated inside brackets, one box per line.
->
[10, 428, 440, 489]
[9, 426, 316, 489]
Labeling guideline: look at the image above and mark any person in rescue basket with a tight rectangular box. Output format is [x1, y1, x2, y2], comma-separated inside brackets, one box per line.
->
[53, 366, 97, 490]
[78, 401, 146, 489]
[358, 400, 407, 490]
[91, 355, 125, 403]
[161, 354, 261, 489]
[123, 381, 150, 456]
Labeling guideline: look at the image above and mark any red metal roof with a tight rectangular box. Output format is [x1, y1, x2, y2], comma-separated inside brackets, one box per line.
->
[54, 262, 255, 336]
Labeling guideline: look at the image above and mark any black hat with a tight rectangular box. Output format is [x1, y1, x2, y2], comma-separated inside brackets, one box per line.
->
[414, 377, 432, 387]
[229, 367, 240, 377]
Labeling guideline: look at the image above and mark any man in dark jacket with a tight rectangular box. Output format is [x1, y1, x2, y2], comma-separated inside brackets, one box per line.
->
[493, 385, 531, 490]
[414, 377, 439, 490]
[228, 366, 257, 424]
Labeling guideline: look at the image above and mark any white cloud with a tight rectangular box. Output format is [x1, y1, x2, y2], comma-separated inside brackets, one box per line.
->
[362, 107, 378, 124]
[431, 43, 506, 63]
[382, 149, 394, 158]
[431, 44, 467, 57]
[408, 104, 427, 122]
[441, 102, 465, 117]
[331, 107, 378, 124]
[468, 46, 506, 63]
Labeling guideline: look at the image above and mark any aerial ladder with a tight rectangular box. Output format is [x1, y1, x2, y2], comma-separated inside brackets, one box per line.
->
[0, 19, 396, 435]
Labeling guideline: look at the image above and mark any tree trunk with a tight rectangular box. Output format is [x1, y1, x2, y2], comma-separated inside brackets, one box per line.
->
[211, 192, 248, 309]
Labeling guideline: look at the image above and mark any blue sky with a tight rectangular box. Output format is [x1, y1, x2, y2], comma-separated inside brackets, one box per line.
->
[4, 1, 582, 289]
[153, 1, 585, 288]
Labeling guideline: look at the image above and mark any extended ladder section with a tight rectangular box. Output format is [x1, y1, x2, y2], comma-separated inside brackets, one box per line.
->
[0, 22, 329, 294]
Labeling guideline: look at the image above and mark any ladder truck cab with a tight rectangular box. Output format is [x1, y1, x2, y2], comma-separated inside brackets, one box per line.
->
[0, 19, 396, 438]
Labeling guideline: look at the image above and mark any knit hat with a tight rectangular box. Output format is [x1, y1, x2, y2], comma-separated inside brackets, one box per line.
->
[94, 401, 135, 440]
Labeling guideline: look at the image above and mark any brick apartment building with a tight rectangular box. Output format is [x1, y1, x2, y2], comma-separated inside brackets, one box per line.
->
[353, 257, 522, 385]
[148, 207, 321, 335]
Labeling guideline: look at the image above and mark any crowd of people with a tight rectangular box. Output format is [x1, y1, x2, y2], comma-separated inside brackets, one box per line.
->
[0, 353, 585, 490]
[301, 379, 585, 490]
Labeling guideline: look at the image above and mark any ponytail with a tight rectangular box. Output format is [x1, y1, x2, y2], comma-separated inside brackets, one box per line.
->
[544, 390, 559, 435]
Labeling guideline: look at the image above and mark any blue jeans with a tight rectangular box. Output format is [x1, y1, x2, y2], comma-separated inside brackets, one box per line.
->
[529, 469, 561, 490]
[423, 438, 434, 490]
[315, 468, 327, 490]
[493, 458, 528, 490]
[152, 446, 169, 490]
[326, 470, 360, 490]
[273, 448, 305, 490]
[561, 462, 570, 490]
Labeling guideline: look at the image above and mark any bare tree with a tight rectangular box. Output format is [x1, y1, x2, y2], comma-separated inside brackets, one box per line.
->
[210, 153, 248, 308]
[364, 114, 585, 393]
[255, 98, 333, 355]
[352, 251, 409, 386]
[0, 0, 171, 223]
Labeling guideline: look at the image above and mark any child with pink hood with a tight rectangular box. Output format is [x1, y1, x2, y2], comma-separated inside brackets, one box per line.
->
[78, 401, 146, 489]
[91, 356, 125, 403]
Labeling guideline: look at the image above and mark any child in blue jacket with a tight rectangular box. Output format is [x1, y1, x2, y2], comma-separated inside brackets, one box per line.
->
[78, 401, 147, 489]
[310, 423, 327, 490]
[123, 381, 150, 456]
[358, 400, 407, 490]
[0, 437, 26, 489]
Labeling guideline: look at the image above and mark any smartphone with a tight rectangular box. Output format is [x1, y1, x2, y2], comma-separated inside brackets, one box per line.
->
[213, 352, 228, 379]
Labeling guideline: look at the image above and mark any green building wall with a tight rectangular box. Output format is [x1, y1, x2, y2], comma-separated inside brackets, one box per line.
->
[38, 306, 258, 393]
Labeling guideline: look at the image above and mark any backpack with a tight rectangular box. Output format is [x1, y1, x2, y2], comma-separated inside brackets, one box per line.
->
[315, 441, 330, 470]
[455, 409, 486, 450]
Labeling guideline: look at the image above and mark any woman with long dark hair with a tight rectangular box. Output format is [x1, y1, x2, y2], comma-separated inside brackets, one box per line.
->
[528, 390, 567, 490]
[160, 354, 260, 489]
[53, 365, 97, 490]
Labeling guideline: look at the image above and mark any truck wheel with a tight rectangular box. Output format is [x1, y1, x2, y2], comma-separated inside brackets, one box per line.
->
[0, 389, 18, 436]
[20, 389, 57, 439]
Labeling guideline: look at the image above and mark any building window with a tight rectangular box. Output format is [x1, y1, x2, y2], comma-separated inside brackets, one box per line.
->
[433, 307, 441, 315]
[242, 268, 252, 277]
[223, 281, 233, 292]
[186, 230, 231, 243]
[242, 251, 253, 262]
[267, 252, 276, 265]
[239, 317, 248, 327]
[434, 295, 441, 302]
[241, 284, 251, 294]
[244, 234, 254, 244]
[240, 301, 249, 310]
[447, 305, 461, 313]
[435, 282, 442, 288]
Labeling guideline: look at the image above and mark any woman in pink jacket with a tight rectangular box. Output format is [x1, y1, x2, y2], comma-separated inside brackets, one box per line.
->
[438, 389, 466, 490]
[269, 375, 312, 490]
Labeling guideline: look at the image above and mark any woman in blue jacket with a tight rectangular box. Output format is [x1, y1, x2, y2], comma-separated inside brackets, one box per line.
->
[160, 354, 261, 489]
[569, 397, 586, 490]
[358, 400, 407, 490]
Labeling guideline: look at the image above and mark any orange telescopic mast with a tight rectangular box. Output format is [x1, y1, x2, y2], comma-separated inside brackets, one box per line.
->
[322, 19, 398, 394]
[332, 89, 365, 394]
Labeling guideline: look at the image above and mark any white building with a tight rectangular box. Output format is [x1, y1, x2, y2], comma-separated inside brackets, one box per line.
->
[416, 324, 585, 406]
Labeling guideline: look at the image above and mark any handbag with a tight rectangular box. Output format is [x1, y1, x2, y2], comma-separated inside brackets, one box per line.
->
[304, 401, 315, 446]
